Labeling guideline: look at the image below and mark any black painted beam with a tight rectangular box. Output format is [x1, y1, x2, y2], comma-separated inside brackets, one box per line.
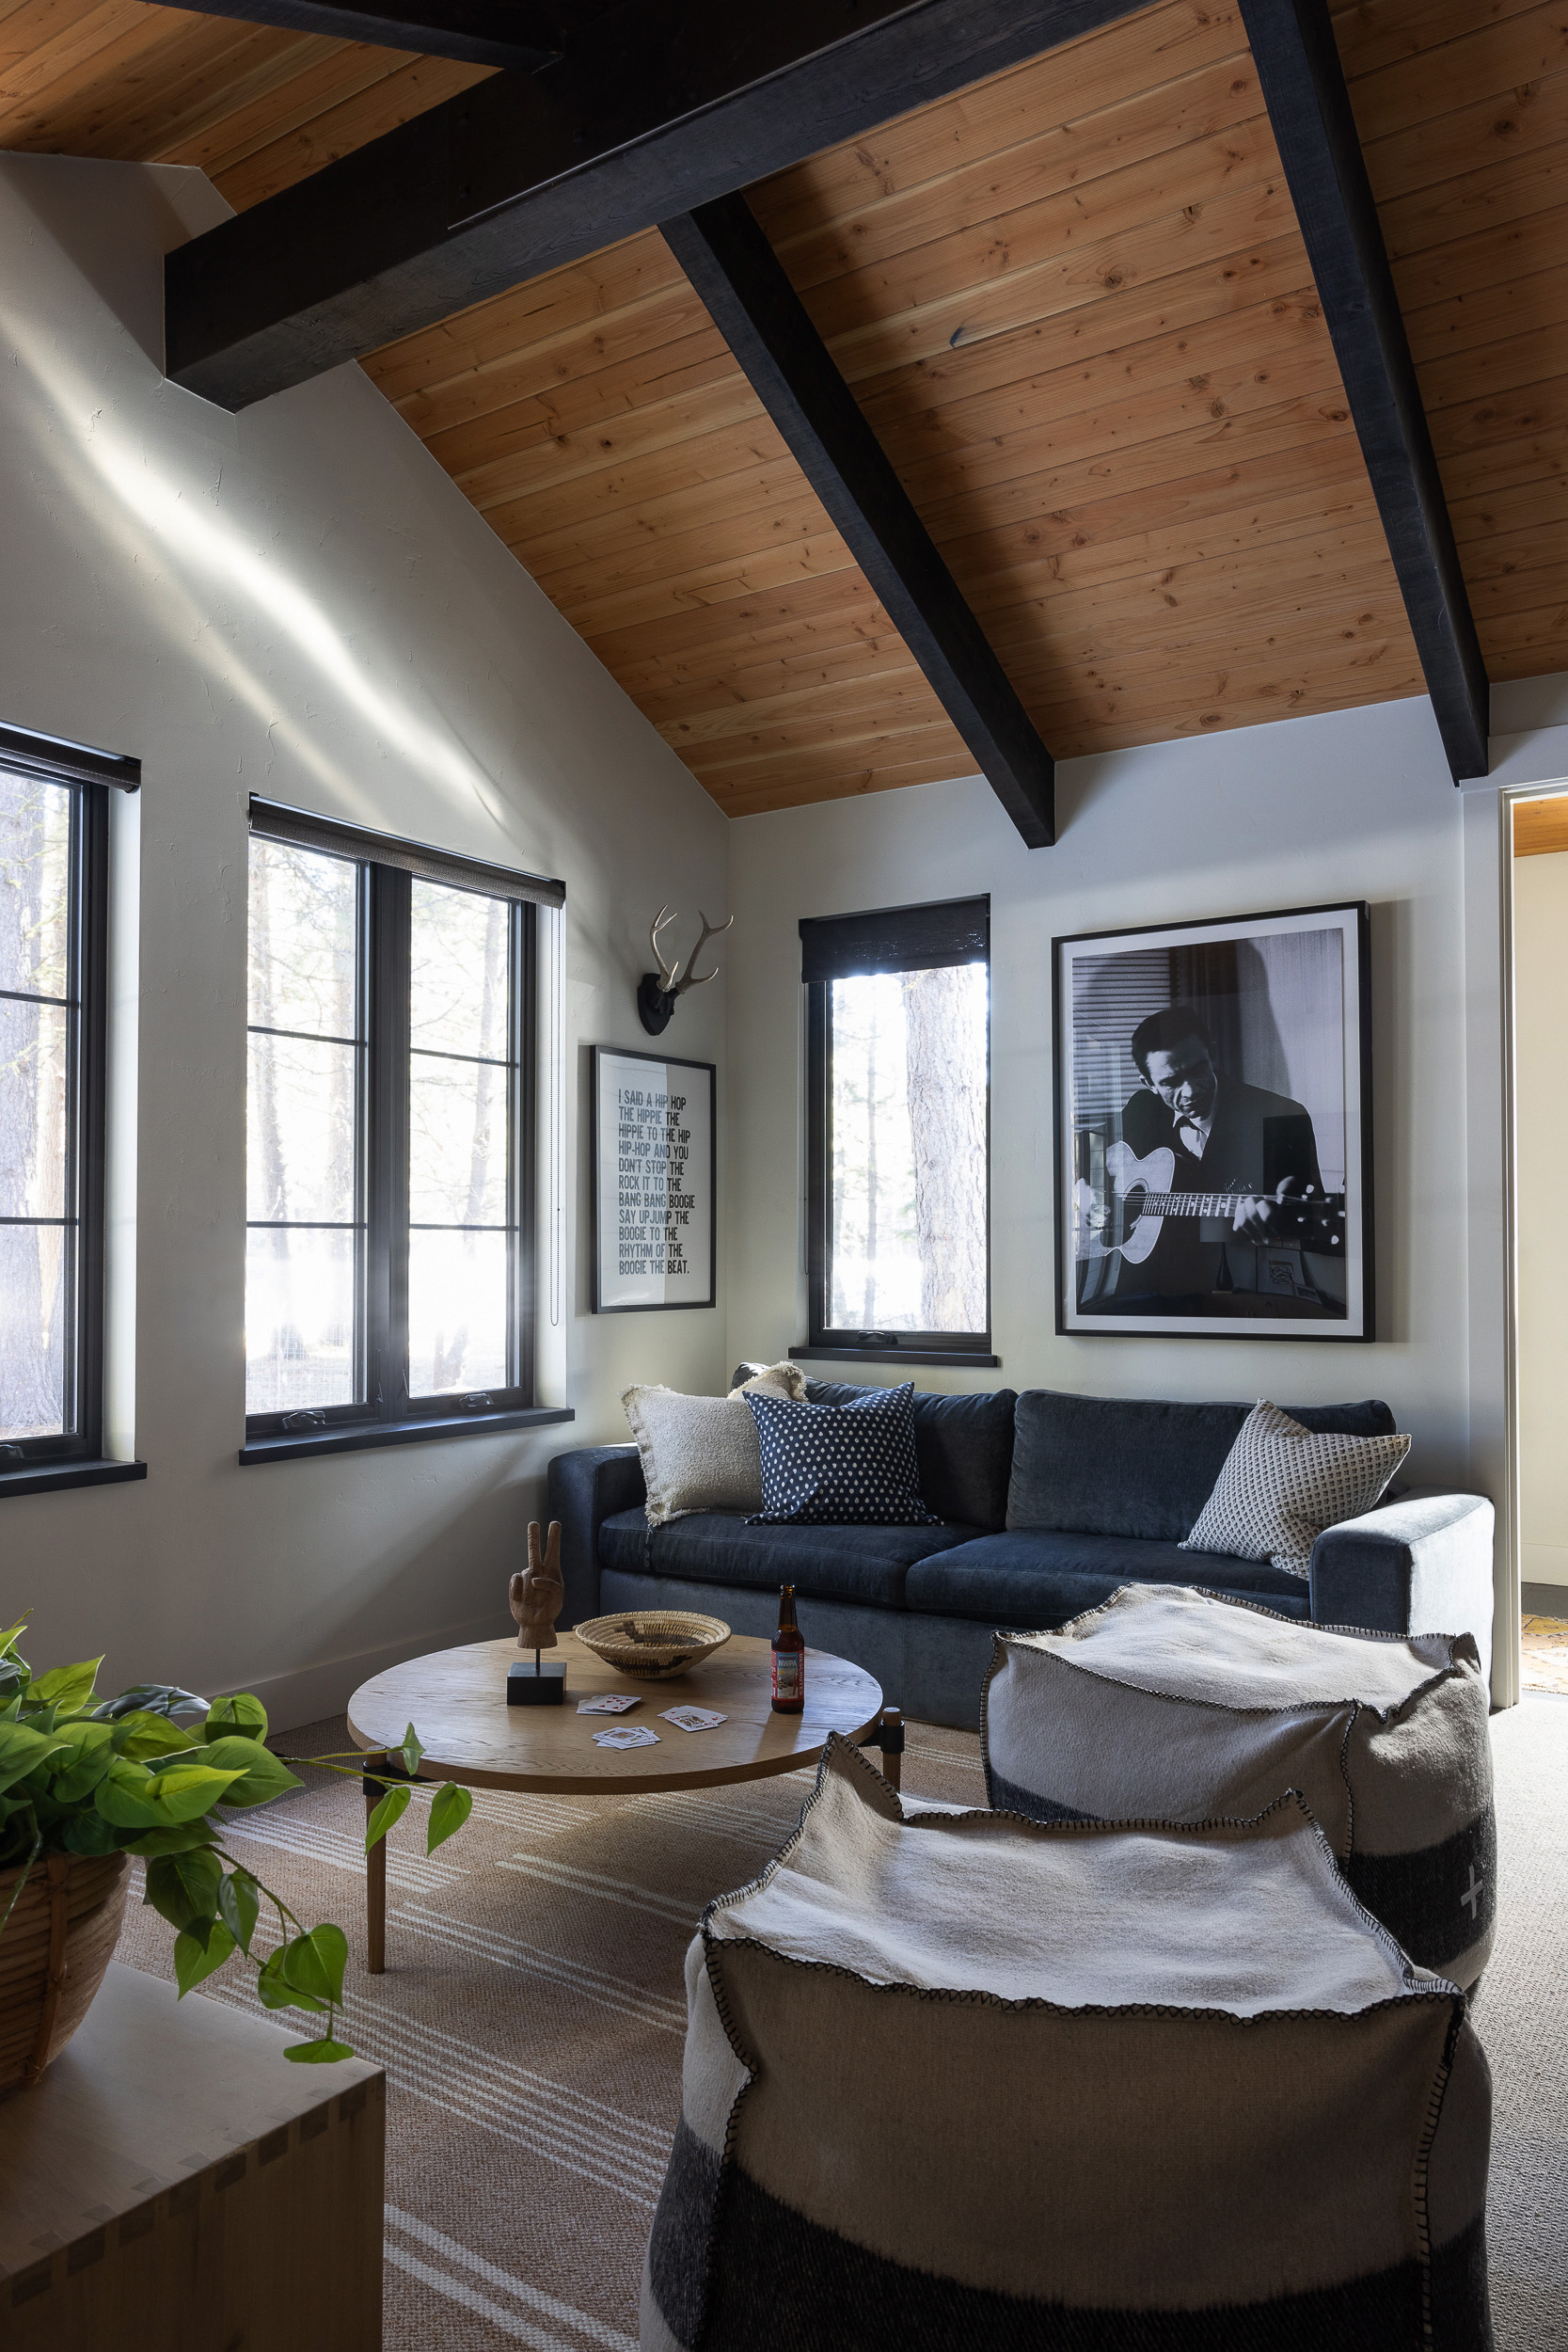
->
[1240, 0, 1488, 781]
[152, 0, 562, 72]
[663, 195, 1054, 847]
[166, 0, 1140, 411]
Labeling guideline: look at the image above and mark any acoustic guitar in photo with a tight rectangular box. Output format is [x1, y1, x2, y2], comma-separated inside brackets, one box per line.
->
[1077, 1143, 1348, 1265]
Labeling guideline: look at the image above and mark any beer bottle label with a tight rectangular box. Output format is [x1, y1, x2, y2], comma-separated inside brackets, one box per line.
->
[773, 1652, 800, 1701]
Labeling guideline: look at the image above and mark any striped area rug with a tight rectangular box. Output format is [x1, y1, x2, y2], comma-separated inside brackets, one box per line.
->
[111, 1715, 986, 2347]
[111, 1707, 1565, 2349]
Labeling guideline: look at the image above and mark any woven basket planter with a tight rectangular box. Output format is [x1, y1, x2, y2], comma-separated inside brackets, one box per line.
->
[0, 1850, 130, 2095]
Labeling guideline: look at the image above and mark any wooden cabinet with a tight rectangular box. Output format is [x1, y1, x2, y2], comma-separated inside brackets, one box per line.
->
[0, 1962, 384, 2348]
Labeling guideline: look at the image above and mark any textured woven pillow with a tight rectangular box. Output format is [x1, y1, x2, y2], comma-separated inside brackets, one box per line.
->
[744, 1382, 939, 1527]
[1180, 1400, 1410, 1573]
[626, 1365, 804, 1526]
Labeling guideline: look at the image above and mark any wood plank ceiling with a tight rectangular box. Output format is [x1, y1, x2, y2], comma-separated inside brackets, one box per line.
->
[2, 0, 1566, 817]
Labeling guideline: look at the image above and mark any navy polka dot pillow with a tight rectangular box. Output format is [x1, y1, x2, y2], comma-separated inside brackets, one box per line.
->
[742, 1382, 940, 1527]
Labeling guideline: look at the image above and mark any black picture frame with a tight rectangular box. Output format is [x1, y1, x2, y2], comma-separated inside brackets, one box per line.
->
[592, 1045, 717, 1313]
[1053, 901, 1373, 1341]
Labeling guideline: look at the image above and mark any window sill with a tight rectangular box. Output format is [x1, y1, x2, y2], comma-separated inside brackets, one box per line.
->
[238, 1405, 575, 1466]
[0, 1458, 148, 1502]
[790, 1346, 1002, 1370]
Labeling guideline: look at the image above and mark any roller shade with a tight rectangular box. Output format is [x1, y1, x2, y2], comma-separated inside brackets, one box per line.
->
[800, 896, 989, 984]
[248, 796, 565, 908]
[0, 723, 140, 791]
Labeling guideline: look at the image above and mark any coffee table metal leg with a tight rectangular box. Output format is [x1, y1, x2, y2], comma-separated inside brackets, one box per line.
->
[879, 1708, 904, 1793]
[363, 1756, 388, 1975]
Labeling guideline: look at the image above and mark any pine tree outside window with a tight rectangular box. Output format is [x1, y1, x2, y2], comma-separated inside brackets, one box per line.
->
[799, 898, 994, 1367]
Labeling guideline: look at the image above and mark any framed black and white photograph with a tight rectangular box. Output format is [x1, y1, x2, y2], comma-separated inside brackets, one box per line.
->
[1054, 902, 1372, 1340]
[593, 1046, 716, 1312]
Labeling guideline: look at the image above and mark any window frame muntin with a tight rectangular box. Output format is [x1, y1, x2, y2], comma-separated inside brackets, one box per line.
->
[243, 840, 538, 1441]
[801, 903, 994, 1363]
[0, 765, 111, 1466]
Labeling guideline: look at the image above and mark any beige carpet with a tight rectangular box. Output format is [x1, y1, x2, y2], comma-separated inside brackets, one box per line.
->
[112, 1701, 1567, 2349]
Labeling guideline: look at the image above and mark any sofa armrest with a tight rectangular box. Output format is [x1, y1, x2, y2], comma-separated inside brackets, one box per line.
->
[547, 1445, 645, 1628]
[1309, 1488, 1496, 1686]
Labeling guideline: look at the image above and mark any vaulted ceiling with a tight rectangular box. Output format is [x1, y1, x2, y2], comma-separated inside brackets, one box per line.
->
[4, 0, 1566, 821]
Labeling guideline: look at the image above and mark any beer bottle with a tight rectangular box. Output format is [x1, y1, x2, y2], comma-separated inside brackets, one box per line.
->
[771, 1584, 805, 1714]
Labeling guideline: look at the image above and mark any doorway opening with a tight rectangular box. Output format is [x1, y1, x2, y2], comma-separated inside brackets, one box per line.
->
[1511, 789, 1568, 1693]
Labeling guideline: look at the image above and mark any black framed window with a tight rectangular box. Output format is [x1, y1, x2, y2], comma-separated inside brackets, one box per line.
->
[798, 897, 996, 1369]
[243, 800, 570, 1459]
[0, 723, 137, 1481]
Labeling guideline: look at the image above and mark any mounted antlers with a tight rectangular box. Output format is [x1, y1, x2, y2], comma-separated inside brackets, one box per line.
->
[639, 907, 735, 1035]
[649, 906, 734, 993]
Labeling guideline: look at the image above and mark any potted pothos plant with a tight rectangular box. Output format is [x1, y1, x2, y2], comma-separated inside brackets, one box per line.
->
[0, 1616, 469, 2073]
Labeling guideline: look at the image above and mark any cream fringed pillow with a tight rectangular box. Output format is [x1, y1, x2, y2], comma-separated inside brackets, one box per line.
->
[1180, 1401, 1410, 1574]
[624, 1363, 804, 1526]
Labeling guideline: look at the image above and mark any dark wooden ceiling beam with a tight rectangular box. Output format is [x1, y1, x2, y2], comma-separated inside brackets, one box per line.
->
[165, 0, 1140, 412]
[151, 0, 563, 73]
[1240, 0, 1489, 782]
[662, 195, 1054, 847]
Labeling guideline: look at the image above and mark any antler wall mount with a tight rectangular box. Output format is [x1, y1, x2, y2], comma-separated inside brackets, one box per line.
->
[638, 906, 734, 1035]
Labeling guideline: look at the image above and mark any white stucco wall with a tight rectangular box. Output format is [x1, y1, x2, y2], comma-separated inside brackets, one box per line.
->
[0, 154, 730, 1724]
[725, 695, 1476, 1450]
[1513, 845, 1568, 1591]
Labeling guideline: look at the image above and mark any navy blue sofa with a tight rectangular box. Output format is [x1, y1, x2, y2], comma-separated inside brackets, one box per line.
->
[546, 1383, 1496, 1730]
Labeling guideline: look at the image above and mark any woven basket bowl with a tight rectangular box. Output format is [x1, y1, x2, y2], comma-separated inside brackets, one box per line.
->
[573, 1611, 732, 1679]
[0, 1850, 131, 2096]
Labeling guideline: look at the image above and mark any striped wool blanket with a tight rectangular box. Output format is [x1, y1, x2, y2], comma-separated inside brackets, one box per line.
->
[642, 1732, 1491, 2351]
[982, 1581, 1496, 1987]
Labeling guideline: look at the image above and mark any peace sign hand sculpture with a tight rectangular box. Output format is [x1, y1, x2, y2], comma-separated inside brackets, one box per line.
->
[510, 1520, 564, 1656]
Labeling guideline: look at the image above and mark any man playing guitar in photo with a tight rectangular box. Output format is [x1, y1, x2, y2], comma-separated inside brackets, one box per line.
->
[1113, 1004, 1340, 1309]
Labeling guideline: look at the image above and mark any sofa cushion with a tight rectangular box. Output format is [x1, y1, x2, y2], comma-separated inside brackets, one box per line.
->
[746, 1383, 938, 1527]
[596, 1506, 982, 1612]
[1006, 1392, 1399, 1543]
[907, 1530, 1312, 1628]
[804, 1382, 1018, 1530]
[1181, 1401, 1411, 1572]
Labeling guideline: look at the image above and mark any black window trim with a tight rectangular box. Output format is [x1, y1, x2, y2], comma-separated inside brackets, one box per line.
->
[242, 801, 572, 1463]
[0, 723, 138, 1491]
[795, 895, 999, 1371]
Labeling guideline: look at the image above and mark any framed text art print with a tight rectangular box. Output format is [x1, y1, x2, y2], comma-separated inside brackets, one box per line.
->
[593, 1046, 716, 1312]
[1054, 902, 1373, 1341]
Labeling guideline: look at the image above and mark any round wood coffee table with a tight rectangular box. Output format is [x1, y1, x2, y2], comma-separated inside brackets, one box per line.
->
[347, 1629, 895, 1972]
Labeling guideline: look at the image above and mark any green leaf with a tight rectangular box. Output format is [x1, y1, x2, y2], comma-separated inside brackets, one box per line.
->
[284, 2038, 355, 2064]
[58, 1811, 119, 1856]
[145, 1764, 247, 1823]
[112, 1710, 200, 1760]
[174, 1920, 236, 1997]
[91, 1684, 209, 1724]
[144, 1848, 223, 1933]
[398, 1723, 424, 1777]
[28, 1658, 103, 1713]
[364, 1782, 411, 1850]
[196, 1736, 301, 1809]
[0, 1724, 72, 1795]
[0, 1617, 30, 1660]
[46, 1720, 116, 1802]
[217, 1867, 260, 1956]
[121, 1822, 219, 1857]
[305, 1923, 347, 2005]
[279, 1925, 347, 2009]
[258, 1947, 326, 2015]
[427, 1781, 472, 1855]
[94, 1759, 166, 1829]
[205, 1692, 269, 1741]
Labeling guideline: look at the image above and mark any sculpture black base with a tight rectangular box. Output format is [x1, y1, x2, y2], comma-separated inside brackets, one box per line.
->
[508, 1661, 566, 1706]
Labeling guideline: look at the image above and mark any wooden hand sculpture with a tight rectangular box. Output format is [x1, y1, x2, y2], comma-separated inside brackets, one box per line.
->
[510, 1520, 564, 1652]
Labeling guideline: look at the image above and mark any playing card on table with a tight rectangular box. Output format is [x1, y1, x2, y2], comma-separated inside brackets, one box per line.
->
[660, 1706, 729, 1733]
[593, 1724, 661, 1748]
[578, 1693, 641, 1715]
